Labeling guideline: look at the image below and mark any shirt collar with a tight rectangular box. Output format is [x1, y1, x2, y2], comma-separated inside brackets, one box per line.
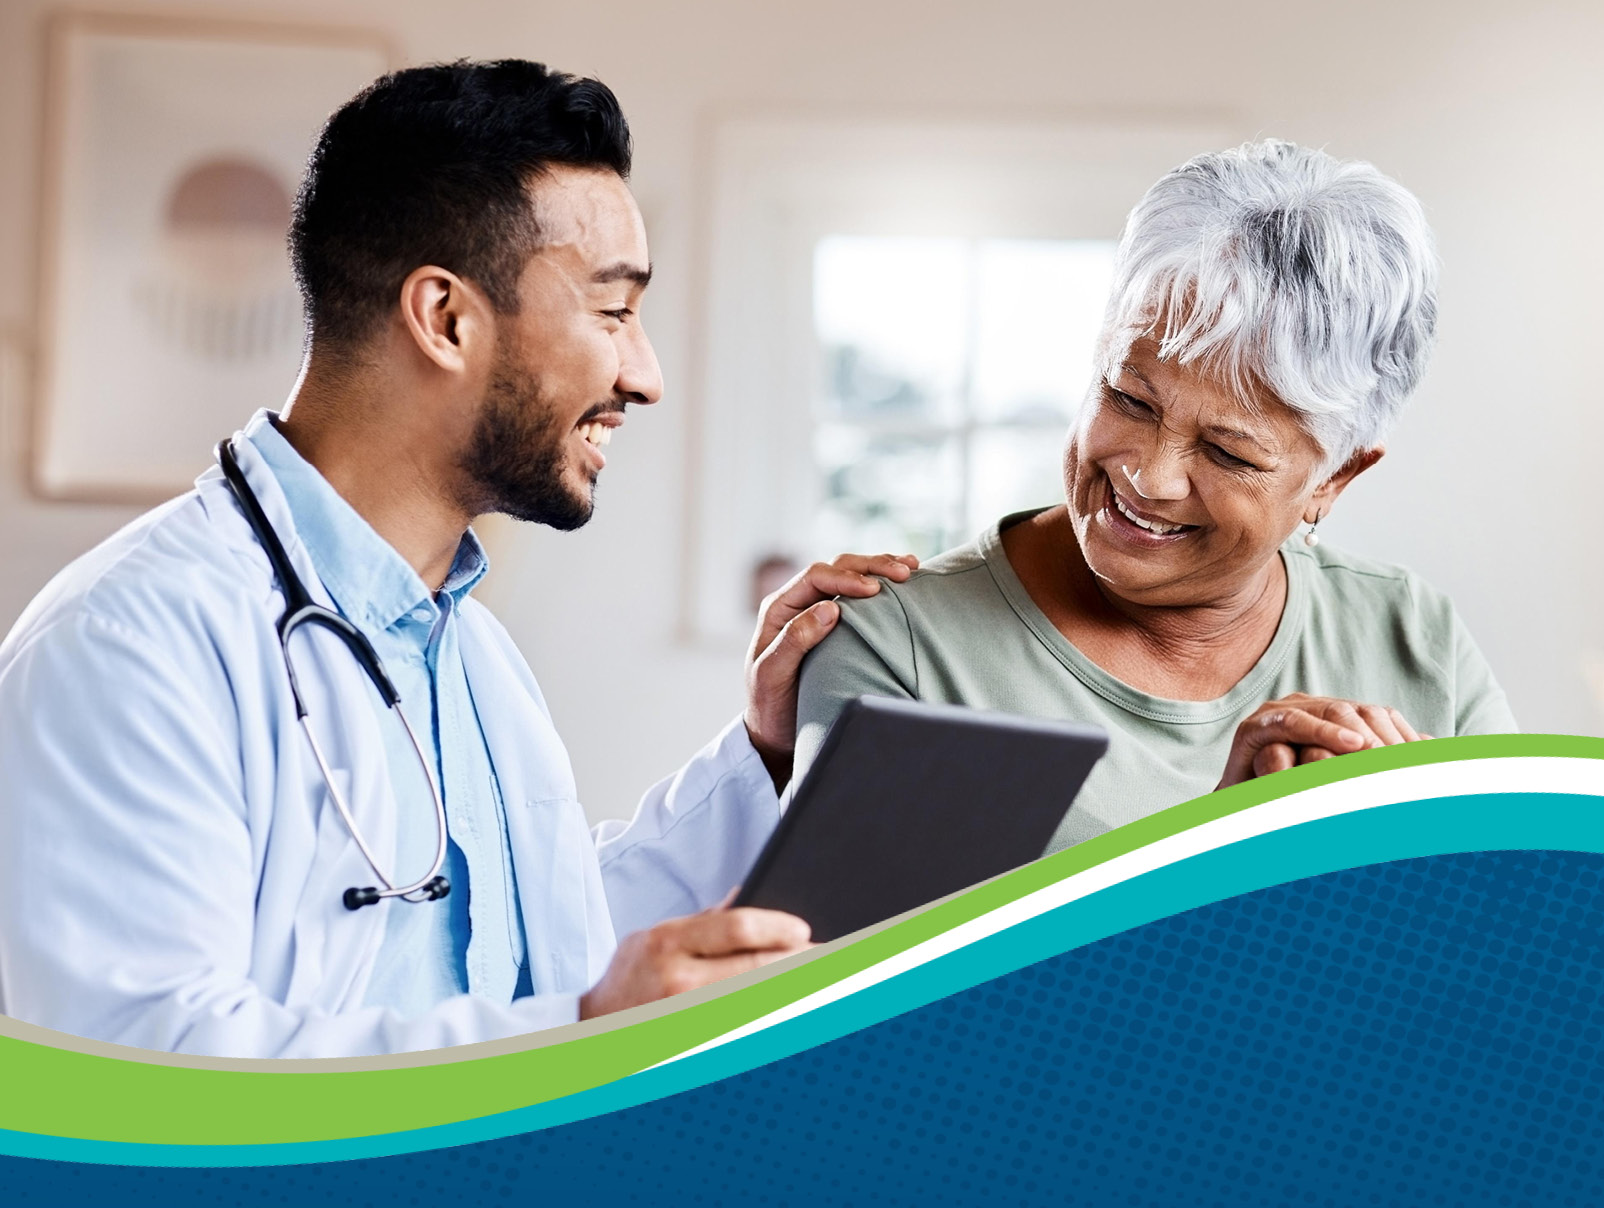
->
[245, 411, 488, 632]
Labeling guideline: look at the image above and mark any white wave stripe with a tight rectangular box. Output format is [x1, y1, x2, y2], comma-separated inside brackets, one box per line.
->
[660, 756, 1604, 1068]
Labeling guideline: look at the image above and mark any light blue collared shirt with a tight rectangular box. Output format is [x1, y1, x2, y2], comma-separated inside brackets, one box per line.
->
[253, 420, 532, 1015]
[0, 407, 782, 1055]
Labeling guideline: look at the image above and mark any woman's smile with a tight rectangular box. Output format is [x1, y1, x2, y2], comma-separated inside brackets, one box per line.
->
[1100, 481, 1201, 546]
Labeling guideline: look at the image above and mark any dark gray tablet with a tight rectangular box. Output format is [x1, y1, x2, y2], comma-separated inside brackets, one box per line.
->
[733, 696, 1108, 942]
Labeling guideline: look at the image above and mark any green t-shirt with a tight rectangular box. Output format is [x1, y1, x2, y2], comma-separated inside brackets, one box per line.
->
[794, 511, 1518, 854]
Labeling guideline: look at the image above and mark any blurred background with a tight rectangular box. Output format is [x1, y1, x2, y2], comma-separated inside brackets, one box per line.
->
[1, 0, 1600, 823]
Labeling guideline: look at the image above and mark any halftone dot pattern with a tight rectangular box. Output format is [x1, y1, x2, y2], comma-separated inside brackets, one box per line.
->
[7, 851, 1604, 1206]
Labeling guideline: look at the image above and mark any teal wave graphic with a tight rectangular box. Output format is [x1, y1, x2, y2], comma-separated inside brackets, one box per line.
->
[4, 788, 1598, 1167]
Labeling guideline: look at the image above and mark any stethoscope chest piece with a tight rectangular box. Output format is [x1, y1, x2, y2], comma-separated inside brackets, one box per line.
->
[344, 875, 450, 911]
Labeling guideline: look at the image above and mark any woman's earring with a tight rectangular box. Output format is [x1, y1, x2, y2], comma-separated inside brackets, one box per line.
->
[1304, 510, 1323, 548]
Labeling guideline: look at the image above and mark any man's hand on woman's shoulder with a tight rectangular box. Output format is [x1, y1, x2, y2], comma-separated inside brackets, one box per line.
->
[743, 553, 918, 792]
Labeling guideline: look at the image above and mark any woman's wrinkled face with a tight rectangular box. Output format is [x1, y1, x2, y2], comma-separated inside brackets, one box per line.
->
[1065, 333, 1327, 608]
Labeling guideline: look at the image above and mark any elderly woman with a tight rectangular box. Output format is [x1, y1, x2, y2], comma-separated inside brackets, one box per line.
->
[793, 139, 1515, 853]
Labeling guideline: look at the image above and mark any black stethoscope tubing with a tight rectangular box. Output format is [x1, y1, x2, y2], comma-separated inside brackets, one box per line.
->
[215, 438, 451, 911]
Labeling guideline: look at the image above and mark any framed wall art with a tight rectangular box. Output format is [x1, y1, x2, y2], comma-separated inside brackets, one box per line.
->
[33, 13, 389, 501]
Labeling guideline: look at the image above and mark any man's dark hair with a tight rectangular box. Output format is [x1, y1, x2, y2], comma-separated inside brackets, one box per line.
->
[289, 59, 632, 348]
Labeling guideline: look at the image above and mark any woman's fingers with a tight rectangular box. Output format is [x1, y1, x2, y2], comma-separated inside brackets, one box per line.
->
[1219, 707, 1368, 788]
[1257, 708, 1369, 754]
[1389, 708, 1423, 743]
[1297, 746, 1339, 764]
[1355, 703, 1407, 747]
[1253, 742, 1299, 777]
[1220, 695, 1432, 789]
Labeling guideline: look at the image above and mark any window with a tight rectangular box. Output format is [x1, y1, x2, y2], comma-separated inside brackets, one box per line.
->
[812, 235, 1117, 559]
[685, 116, 1225, 640]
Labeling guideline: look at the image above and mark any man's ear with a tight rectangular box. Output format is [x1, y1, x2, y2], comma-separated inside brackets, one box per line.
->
[1306, 445, 1384, 524]
[397, 266, 492, 374]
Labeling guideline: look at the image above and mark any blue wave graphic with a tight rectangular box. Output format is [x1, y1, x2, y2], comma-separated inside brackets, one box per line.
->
[4, 789, 1601, 1168]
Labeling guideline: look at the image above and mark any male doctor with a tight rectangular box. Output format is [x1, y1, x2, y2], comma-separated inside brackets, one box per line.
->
[0, 60, 913, 1057]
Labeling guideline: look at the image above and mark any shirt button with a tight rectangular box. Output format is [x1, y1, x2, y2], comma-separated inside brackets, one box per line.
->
[411, 607, 432, 623]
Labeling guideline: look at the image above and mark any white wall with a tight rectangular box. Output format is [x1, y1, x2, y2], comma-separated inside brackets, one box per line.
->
[2, 0, 1600, 821]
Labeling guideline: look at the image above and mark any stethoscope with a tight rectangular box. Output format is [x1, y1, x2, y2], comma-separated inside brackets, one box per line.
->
[216, 438, 451, 911]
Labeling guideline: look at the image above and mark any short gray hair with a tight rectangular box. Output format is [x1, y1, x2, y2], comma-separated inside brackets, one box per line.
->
[1099, 139, 1438, 471]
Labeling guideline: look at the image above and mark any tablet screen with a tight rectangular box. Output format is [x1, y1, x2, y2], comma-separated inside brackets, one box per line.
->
[734, 696, 1108, 942]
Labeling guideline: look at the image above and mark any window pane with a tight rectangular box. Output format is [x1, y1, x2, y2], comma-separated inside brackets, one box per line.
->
[971, 239, 1117, 424]
[814, 424, 963, 560]
[967, 426, 1068, 537]
[813, 236, 968, 423]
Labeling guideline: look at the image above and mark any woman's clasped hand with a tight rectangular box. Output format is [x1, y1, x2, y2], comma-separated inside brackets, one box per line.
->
[1217, 693, 1433, 789]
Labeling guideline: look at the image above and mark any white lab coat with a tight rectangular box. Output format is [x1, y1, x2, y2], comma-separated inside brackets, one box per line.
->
[0, 430, 780, 1057]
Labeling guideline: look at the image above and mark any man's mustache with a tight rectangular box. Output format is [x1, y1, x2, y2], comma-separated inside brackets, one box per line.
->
[576, 399, 629, 425]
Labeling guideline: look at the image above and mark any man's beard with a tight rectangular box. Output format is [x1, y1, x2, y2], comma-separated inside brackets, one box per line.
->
[458, 362, 604, 531]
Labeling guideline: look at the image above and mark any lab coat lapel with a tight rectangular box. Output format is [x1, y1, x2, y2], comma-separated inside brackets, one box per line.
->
[457, 609, 615, 995]
[282, 638, 398, 1010]
[202, 427, 394, 1011]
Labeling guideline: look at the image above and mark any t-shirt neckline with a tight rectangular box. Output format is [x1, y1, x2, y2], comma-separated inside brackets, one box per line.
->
[978, 509, 1310, 725]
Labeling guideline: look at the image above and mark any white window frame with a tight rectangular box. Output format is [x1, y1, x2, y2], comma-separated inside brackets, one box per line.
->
[682, 115, 1232, 644]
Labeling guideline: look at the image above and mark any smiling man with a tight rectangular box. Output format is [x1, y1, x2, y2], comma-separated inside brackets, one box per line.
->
[0, 61, 914, 1057]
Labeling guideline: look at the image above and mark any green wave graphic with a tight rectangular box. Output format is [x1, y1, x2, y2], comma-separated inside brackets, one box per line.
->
[8, 786, 1603, 1167]
[0, 734, 1596, 1158]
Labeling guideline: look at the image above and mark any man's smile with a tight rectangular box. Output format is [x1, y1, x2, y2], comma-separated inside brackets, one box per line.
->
[575, 410, 624, 469]
[576, 420, 615, 449]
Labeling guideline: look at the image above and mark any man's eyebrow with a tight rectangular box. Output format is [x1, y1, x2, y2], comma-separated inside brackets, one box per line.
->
[592, 261, 653, 287]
